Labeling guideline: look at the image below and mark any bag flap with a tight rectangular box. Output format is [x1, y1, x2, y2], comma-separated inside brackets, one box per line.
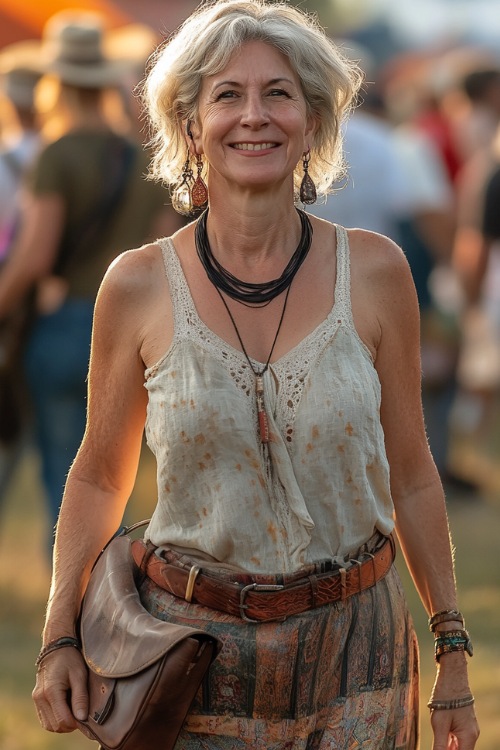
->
[80, 535, 214, 678]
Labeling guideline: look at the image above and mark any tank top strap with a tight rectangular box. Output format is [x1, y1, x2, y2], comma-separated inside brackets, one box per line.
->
[157, 236, 197, 339]
[333, 224, 355, 326]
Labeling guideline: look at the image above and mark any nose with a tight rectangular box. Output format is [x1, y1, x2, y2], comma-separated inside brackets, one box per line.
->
[240, 92, 270, 128]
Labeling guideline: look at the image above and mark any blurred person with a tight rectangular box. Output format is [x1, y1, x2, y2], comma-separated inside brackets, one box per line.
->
[451, 66, 500, 442]
[33, 2, 478, 749]
[0, 11, 180, 549]
[412, 49, 500, 185]
[381, 51, 464, 187]
[0, 42, 42, 262]
[452, 126, 500, 441]
[383, 52, 483, 492]
[307, 43, 411, 243]
[476, 135, 500, 380]
[392, 124, 476, 492]
[0, 43, 43, 509]
[455, 67, 500, 162]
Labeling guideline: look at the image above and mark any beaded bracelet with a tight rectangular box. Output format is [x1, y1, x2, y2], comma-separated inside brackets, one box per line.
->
[434, 629, 473, 662]
[35, 636, 81, 668]
[427, 694, 475, 711]
[428, 609, 464, 632]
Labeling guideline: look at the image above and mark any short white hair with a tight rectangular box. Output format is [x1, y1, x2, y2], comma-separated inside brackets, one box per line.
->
[142, 0, 362, 199]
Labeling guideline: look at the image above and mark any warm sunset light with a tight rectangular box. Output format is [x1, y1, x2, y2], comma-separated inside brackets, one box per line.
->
[0, 2, 498, 749]
[0, 0, 130, 35]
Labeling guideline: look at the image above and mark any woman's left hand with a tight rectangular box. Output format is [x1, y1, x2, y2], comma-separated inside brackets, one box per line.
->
[429, 654, 480, 749]
[430, 705, 479, 750]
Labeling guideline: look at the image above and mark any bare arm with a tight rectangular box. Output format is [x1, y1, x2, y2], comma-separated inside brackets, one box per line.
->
[0, 193, 65, 318]
[32, 244, 162, 733]
[357, 231, 479, 749]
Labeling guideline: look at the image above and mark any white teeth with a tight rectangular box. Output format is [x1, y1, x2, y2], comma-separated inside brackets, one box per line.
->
[233, 142, 275, 151]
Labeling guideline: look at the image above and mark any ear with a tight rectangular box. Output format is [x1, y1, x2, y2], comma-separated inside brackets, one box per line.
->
[303, 112, 319, 151]
[182, 119, 203, 155]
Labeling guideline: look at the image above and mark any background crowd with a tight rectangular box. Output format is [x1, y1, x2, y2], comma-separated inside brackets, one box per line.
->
[2, 2, 500, 547]
[0, 1, 499, 748]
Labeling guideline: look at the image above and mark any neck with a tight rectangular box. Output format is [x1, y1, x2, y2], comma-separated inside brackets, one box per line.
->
[205, 187, 303, 268]
[195, 203, 312, 307]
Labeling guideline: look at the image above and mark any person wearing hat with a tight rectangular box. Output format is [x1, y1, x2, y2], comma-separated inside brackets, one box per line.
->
[0, 11, 180, 552]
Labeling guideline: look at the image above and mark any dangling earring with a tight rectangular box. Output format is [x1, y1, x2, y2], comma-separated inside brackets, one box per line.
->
[171, 149, 195, 214]
[191, 153, 208, 209]
[299, 148, 317, 205]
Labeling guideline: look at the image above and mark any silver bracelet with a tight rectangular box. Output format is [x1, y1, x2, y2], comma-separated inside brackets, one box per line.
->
[427, 694, 475, 711]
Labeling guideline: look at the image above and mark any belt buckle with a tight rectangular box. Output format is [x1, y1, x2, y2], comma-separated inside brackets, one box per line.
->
[185, 565, 201, 603]
[239, 582, 285, 623]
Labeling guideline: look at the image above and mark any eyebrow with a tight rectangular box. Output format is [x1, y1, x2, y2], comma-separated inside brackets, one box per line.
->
[211, 77, 295, 93]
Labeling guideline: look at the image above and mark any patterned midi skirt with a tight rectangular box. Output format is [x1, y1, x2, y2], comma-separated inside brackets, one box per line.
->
[140, 563, 419, 750]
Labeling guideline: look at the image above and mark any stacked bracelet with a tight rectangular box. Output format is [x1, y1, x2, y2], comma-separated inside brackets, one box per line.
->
[35, 636, 81, 668]
[429, 608, 464, 632]
[434, 629, 473, 662]
[427, 694, 475, 711]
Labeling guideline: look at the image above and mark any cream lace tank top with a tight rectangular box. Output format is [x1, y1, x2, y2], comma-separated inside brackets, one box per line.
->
[144, 226, 394, 574]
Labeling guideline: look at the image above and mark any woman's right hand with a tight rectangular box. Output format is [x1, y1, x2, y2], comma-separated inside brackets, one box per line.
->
[32, 646, 89, 733]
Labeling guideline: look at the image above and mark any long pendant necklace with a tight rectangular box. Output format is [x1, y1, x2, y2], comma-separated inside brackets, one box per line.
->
[214, 285, 291, 443]
[194, 207, 312, 442]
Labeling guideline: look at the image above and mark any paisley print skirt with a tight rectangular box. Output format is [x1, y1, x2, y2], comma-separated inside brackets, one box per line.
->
[140, 565, 419, 749]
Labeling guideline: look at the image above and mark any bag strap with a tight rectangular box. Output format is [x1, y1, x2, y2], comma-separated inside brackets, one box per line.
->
[119, 519, 151, 536]
[118, 520, 157, 586]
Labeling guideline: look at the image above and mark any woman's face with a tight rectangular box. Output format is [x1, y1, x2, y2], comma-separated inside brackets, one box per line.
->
[190, 40, 316, 194]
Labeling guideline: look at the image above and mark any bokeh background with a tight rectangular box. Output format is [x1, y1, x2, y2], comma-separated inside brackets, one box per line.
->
[1, 1, 499, 748]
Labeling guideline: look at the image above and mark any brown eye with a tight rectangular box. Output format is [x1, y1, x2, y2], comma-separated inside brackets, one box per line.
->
[217, 90, 238, 100]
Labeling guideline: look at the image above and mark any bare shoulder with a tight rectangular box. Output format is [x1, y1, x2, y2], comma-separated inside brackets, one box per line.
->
[348, 227, 409, 275]
[93, 241, 172, 362]
[346, 228, 419, 356]
[99, 241, 166, 304]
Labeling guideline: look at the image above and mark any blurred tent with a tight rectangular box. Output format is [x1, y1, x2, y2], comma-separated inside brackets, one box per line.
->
[0, 0, 198, 48]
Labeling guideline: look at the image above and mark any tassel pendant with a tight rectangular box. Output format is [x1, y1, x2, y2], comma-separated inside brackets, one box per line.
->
[256, 375, 270, 443]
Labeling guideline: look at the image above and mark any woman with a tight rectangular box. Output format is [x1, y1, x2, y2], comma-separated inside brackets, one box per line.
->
[0, 11, 178, 546]
[33, 1, 479, 748]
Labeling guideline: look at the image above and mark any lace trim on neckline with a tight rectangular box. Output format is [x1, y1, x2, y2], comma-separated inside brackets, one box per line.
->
[151, 226, 353, 440]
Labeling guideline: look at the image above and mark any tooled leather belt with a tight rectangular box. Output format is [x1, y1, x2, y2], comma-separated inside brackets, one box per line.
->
[131, 535, 396, 623]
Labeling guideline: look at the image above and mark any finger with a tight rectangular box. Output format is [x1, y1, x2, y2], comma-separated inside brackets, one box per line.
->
[69, 662, 90, 723]
[431, 707, 479, 750]
[32, 653, 83, 732]
[33, 676, 66, 733]
[51, 691, 80, 731]
[431, 710, 453, 750]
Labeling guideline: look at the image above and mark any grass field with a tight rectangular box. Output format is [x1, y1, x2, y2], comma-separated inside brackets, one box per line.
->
[0, 433, 499, 750]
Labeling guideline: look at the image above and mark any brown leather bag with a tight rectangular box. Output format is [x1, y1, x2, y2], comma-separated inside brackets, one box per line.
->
[77, 526, 220, 750]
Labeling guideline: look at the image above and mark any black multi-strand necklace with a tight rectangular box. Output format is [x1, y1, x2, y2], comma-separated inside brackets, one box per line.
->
[194, 208, 313, 443]
[195, 208, 313, 307]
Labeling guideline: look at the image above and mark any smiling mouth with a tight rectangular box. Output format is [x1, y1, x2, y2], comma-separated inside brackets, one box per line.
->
[231, 142, 278, 151]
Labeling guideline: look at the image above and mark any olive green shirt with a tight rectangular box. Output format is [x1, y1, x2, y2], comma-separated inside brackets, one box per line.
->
[30, 129, 168, 299]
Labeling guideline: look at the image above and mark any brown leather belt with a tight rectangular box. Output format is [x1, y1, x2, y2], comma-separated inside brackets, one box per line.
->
[132, 535, 395, 623]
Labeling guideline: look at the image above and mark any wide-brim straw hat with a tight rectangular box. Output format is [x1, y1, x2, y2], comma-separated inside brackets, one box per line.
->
[0, 40, 43, 108]
[38, 10, 138, 89]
